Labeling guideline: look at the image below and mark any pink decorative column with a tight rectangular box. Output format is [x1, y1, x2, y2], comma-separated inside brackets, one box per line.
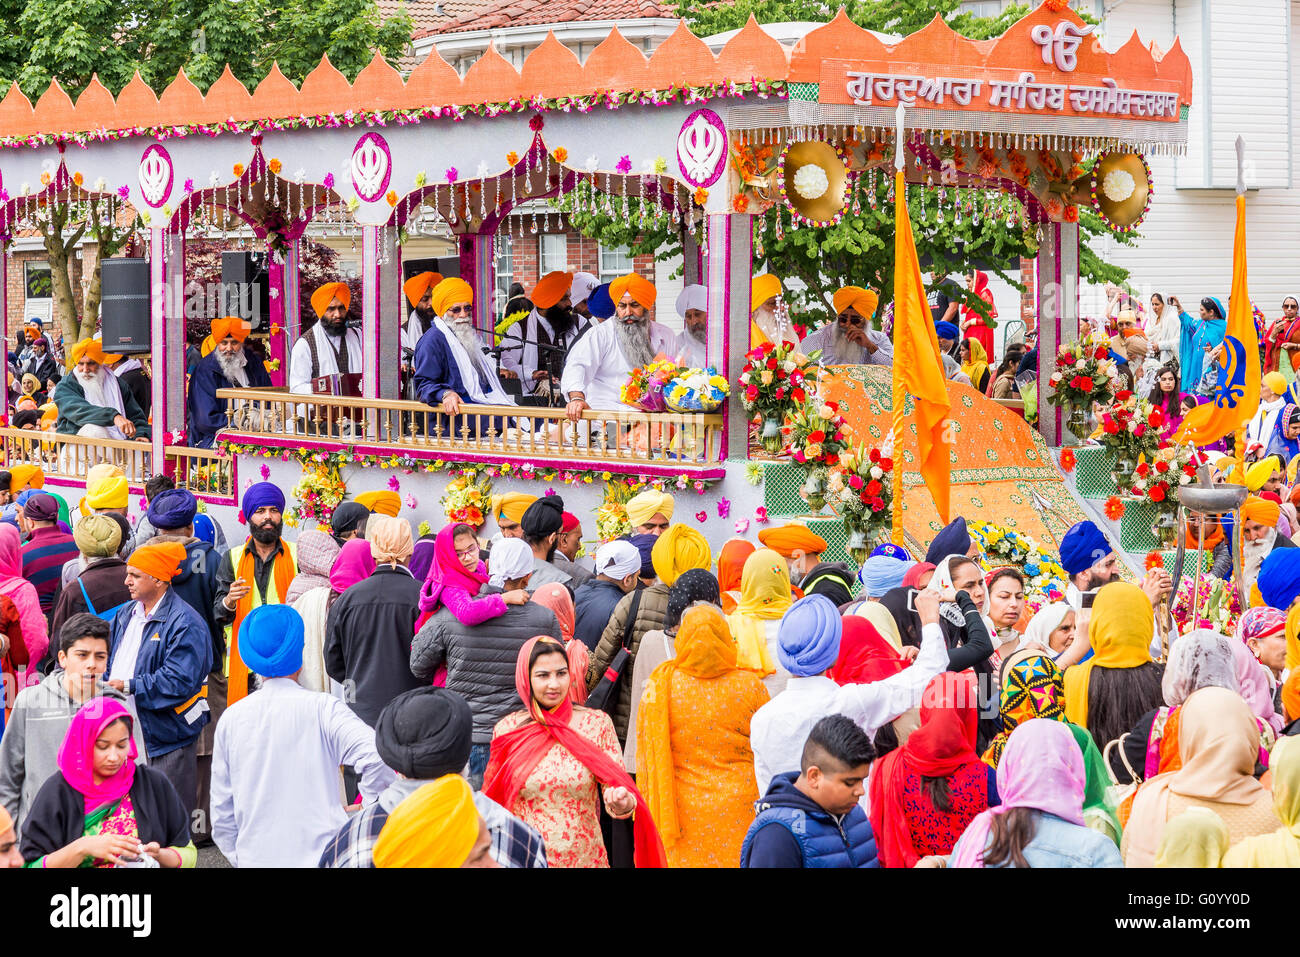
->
[267, 246, 287, 389]
[360, 225, 381, 399]
[706, 212, 753, 460]
[1036, 221, 1079, 447]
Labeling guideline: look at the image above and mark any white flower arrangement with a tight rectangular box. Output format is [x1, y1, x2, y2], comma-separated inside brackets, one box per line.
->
[1101, 169, 1136, 203]
[792, 164, 829, 200]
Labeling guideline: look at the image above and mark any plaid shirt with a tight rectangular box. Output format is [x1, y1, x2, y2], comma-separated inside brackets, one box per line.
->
[318, 788, 548, 868]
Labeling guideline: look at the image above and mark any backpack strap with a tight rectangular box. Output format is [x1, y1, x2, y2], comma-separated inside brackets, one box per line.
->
[77, 577, 98, 617]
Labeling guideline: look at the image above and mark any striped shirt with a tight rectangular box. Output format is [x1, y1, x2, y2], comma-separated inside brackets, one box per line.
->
[21, 527, 80, 612]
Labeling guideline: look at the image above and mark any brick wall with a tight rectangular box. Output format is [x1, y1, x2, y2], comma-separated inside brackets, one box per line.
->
[6, 245, 93, 349]
[1019, 255, 1036, 327]
[502, 213, 656, 293]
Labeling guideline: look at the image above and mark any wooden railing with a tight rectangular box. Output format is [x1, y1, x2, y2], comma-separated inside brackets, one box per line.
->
[164, 445, 235, 497]
[216, 388, 725, 467]
[0, 427, 152, 484]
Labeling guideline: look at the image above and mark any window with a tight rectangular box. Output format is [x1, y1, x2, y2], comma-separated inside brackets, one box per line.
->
[494, 234, 514, 317]
[539, 234, 567, 275]
[25, 261, 52, 300]
[599, 244, 633, 281]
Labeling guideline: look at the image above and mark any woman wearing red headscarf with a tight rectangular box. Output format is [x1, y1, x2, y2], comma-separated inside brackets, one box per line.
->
[960, 270, 997, 359]
[868, 671, 999, 867]
[484, 636, 666, 868]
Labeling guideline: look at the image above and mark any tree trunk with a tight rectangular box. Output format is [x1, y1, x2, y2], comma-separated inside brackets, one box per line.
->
[80, 242, 102, 341]
[43, 227, 79, 347]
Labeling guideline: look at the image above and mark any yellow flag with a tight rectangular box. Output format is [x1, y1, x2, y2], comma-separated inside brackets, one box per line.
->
[1173, 194, 1259, 446]
[892, 168, 952, 535]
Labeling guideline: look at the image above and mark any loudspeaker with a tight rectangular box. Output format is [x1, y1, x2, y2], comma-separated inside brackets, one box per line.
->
[100, 257, 151, 352]
[222, 251, 270, 330]
[402, 256, 460, 281]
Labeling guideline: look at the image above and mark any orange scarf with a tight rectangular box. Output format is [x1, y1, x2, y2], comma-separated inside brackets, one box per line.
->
[229, 541, 297, 703]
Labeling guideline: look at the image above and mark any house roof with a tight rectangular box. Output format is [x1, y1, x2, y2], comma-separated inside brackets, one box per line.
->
[413, 0, 675, 39]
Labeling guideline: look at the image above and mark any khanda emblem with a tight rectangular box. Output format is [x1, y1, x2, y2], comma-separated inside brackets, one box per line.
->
[1213, 335, 1248, 409]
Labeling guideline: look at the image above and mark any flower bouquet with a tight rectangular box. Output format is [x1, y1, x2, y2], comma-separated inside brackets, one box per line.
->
[1127, 442, 1202, 546]
[784, 397, 853, 514]
[665, 367, 730, 413]
[969, 521, 1068, 614]
[739, 340, 817, 453]
[621, 359, 685, 413]
[595, 478, 640, 542]
[1095, 391, 1164, 490]
[1045, 332, 1122, 440]
[826, 443, 893, 561]
[440, 468, 492, 528]
[1171, 574, 1240, 637]
[291, 463, 347, 526]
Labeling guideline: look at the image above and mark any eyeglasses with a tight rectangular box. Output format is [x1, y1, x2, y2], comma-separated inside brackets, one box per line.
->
[445, 303, 472, 316]
[836, 315, 864, 327]
[455, 543, 479, 558]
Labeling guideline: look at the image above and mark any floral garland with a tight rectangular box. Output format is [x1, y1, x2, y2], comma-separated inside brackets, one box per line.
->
[968, 521, 1068, 610]
[1171, 575, 1239, 637]
[288, 462, 346, 528]
[7, 79, 786, 151]
[441, 468, 492, 527]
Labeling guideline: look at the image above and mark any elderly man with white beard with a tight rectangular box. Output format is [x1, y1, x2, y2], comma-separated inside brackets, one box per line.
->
[1240, 496, 1296, 596]
[561, 273, 675, 419]
[672, 284, 708, 369]
[187, 317, 273, 448]
[799, 286, 893, 366]
[412, 278, 517, 438]
[750, 272, 787, 347]
[53, 339, 150, 441]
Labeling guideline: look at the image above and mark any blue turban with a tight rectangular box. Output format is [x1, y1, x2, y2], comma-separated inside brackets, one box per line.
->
[241, 481, 285, 519]
[0, 504, 18, 528]
[777, 594, 842, 677]
[629, 532, 657, 578]
[147, 488, 198, 531]
[858, 555, 915, 598]
[239, 604, 304, 678]
[925, 517, 971, 565]
[1059, 520, 1112, 576]
[870, 542, 911, 561]
[588, 283, 615, 320]
[1258, 549, 1300, 611]
[934, 321, 959, 341]
[193, 513, 218, 546]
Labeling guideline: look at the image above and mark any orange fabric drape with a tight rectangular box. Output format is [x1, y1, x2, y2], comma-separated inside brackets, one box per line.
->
[229, 544, 297, 703]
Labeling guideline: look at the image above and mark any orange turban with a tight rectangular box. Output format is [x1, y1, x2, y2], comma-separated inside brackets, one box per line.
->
[758, 524, 828, 558]
[1242, 496, 1281, 528]
[430, 278, 473, 317]
[531, 271, 573, 310]
[9, 464, 44, 494]
[211, 316, 251, 343]
[67, 338, 121, 370]
[128, 541, 188, 581]
[609, 273, 657, 309]
[832, 286, 879, 319]
[403, 271, 443, 309]
[356, 490, 401, 517]
[751, 273, 782, 311]
[310, 282, 352, 318]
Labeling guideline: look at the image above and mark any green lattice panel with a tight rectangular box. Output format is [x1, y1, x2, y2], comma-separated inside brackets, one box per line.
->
[1157, 549, 1213, 578]
[802, 517, 850, 565]
[1074, 446, 1116, 499]
[789, 82, 820, 102]
[761, 461, 811, 516]
[1119, 500, 1160, 553]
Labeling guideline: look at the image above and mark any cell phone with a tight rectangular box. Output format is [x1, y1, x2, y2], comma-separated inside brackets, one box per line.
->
[1080, 591, 1097, 610]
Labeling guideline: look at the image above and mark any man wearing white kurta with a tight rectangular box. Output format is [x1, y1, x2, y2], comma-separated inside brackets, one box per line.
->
[212, 603, 394, 868]
[289, 282, 363, 395]
[501, 271, 579, 397]
[748, 593, 948, 795]
[672, 284, 708, 369]
[562, 273, 675, 416]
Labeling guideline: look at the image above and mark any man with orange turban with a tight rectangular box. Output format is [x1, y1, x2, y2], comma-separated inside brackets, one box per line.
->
[399, 270, 442, 391]
[52, 338, 149, 441]
[187, 316, 272, 448]
[561, 272, 674, 418]
[290, 281, 362, 397]
[759, 524, 829, 582]
[799, 286, 893, 366]
[108, 539, 215, 820]
[501, 270, 577, 399]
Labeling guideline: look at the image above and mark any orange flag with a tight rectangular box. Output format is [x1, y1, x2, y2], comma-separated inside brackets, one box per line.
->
[1172, 194, 1259, 447]
[891, 168, 952, 538]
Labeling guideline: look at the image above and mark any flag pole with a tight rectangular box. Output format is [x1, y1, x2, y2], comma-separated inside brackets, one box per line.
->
[891, 103, 907, 545]
[1233, 135, 1248, 608]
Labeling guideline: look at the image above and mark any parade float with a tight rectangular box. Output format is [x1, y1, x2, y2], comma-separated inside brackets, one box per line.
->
[0, 2, 1195, 572]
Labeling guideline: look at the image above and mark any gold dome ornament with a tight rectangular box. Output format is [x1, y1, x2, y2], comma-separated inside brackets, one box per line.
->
[779, 139, 850, 227]
[1067, 152, 1153, 233]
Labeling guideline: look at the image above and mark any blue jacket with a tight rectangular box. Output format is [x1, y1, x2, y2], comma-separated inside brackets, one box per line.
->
[949, 810, 1123, 868]
[109, 588, 214, 758]
[412, 325, 471, 406]
[741, 772, 878, 868]
[186, 347, 272, 448]
[162, 536, 224, 668]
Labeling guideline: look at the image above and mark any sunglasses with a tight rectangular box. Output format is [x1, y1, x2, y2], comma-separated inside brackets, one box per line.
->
[837, 315, 864, 327]
[445, 303, 472, 316]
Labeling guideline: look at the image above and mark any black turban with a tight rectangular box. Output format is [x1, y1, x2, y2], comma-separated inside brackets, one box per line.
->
[665, 569, 721, 631]
[374, 687, 473, 780]
[521, 495, 565, 539]
[800, 562, 856, 609]
[330, 501, 370, 544]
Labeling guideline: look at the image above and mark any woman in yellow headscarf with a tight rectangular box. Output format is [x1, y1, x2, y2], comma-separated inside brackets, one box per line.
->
[727, 548, 794, 694]
[1222, 735, 1300, 867]
[636, 604, 769, 868]
[1062, 582, 1164, 751]
[959, 337, 991, 393]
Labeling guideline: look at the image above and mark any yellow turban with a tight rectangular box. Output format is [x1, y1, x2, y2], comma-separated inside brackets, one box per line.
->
[79, 464, 125, 516]
[625, 489, 675, 528]
[1289, 454, 1300, 486]
[403, 271, 443, 309]
[751, 273, 782, 311]
[758, 524, 828, 559]
[609, 273, 657, 309]
[1242, 495, 1281, 528]
[9, 464, 44, 494]
[66, 338, 121, 370]
[86, 475, 129, 510]
[531, 271, 573, 310]
[367, 514, 414, 564]
[651, 524, 712, 587]
[832, 286, 879, 320]
[1246, 458, 1279, 492]
[373, 775, 480, 868]
[430, 278, 473, 317]
[310, 282, 352, 318]
[210, 316, 251, 343]
[1265, 372, 1289, 396]
[355, 490, 401, 517]
[491, 492, 536, 525]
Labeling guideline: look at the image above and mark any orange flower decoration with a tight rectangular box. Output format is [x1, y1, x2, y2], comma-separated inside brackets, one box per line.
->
[39, 171, 51, 186]
[1063, 204, 1080, 224]
[268, 158, 283, 175]
[551, 147, 568, 163]
[1058, 448, 1076, 472]
[693, 187, 709, 206]
[1144, 551, 1164, 571]
[385, 189, 398, 207]
[506, 151, 519, 166]
[732, 194, 749, 213]
[72, 172, 84, 187]
[233, 163, 245, 177]
[1104, 496, 1125, 521]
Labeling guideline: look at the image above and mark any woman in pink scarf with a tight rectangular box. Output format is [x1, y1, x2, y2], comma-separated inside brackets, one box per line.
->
[1234, 608, 1287, 734]
[530, 582, 588, 704]
[0, 523, 47, 684]
[415, 523, 526, 633]
[328, 538, 375, 608]
[948, 719, 1122, 868]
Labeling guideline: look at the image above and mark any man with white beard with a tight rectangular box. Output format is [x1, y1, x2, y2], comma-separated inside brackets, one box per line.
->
[52, 339, 150, 441]
[750, 273, 787, 346]
[1241, 496, 1295, 596]
[412, 278, 517, 438]
[187, 316, 273, 448]
[561, 273, 675, 418]
[799, 286, 893, 367]
[672, 284, 708, 369]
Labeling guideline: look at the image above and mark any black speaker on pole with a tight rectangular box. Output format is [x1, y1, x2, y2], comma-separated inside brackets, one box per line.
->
[222, 251, 270, 330]
[100, 257, 151, 352]
[402, 256, 460, 281]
